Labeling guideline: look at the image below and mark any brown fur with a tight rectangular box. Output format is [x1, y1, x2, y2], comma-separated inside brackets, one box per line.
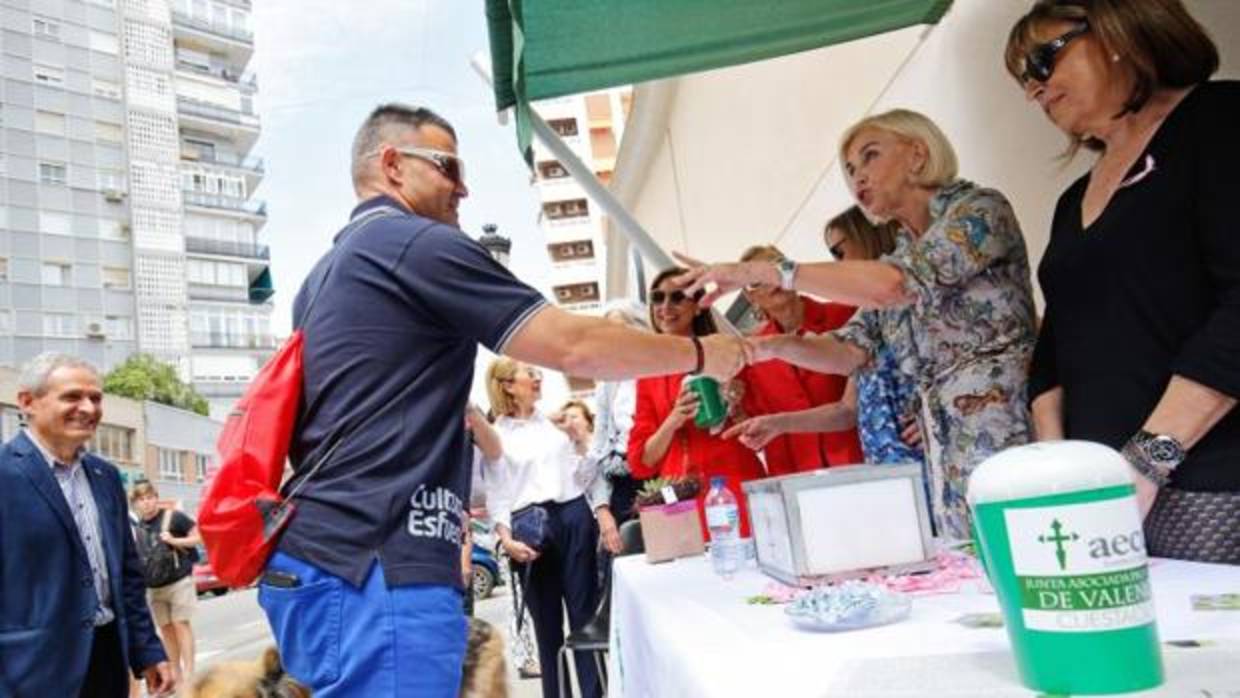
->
[460, 617, 508, 698]
[189, 647, 311, 698]
[190, 619, 507, 698]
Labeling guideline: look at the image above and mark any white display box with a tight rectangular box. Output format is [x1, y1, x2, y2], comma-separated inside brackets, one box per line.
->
[742, 465, 936, 587]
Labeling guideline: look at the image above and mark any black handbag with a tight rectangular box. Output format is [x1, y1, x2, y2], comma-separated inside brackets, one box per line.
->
[510, 504, 553, 552]
[509, 503, 553, 634]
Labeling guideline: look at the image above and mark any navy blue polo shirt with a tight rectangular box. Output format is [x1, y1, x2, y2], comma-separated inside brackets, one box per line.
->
[280, 195, 546, 588]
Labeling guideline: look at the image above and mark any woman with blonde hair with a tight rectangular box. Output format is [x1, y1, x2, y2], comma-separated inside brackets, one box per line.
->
[677, 109, 1038, 539]
[482, 357, 601, 698]
[1006, 0, 1239, 562]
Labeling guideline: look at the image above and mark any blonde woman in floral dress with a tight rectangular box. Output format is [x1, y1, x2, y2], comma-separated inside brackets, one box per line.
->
[678, 110, 1037, 539]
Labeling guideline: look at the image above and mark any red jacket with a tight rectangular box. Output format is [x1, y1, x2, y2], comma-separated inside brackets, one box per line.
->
[745, 296, 865, 474]
[627, 371, 767, 538]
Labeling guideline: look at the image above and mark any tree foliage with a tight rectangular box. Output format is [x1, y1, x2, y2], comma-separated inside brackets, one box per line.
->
[103, 354, 210, 416]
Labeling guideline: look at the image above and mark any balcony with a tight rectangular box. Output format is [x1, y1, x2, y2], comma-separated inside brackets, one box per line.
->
[182, 190, 267, 222]
[185, 236, 269, 260]
[176, 60, 258, 91]
[190, 332, 276, 350]
[180, 145, 264, 175]
[171, 8, 253, 45]
[188, 283, 250, 303]
[177, 96, 259, 128]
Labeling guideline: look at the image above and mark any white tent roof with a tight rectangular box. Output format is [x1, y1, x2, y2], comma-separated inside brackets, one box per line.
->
[605, 0, 1240, 306]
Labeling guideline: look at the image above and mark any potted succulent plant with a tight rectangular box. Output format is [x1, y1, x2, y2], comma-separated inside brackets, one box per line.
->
[635, 476, 705, 563]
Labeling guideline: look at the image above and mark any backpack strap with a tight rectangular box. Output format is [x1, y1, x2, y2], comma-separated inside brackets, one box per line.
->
[160, 510, 179, 566]
[281, 204, 426, 502]
[298, 204, 405, 326]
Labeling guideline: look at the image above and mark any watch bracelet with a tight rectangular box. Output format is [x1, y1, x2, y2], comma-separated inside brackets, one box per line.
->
[1120, 437, 1171, 487]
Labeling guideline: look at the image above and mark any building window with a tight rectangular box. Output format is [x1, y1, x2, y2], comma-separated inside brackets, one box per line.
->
[195, 453, 211, 482]
[0, 310, 11, 335]
[552, 282, 601, 306]
[102, 266, 131, 289]
[43, 313, 76, 337]
[95, 121, 124, 143]
[105, 315, 133, 340]
[547, 240, 595, 263]
[39, 162, 68, 186]
[547, 118, 579, 137]
[543, 198, 589, 221]
[91, 425, 134, 464]
[88, 30, 119, 55]
[98, 219, 127, 239]
[35, 111, 66, 136]
[187, 259, 247, 287]
[92, 78, 122, 100]
[39, 212, 72, 235]
[0, 407, 23, 443]
[537, 161, 569, 180]
[0, 257, 7, 281]
[41, 262, 71, 286]
[85, 0, 116, 6]
[33, 17, 61, 41]
[158, 448, 182, 481]
[33, 64, 65, 87]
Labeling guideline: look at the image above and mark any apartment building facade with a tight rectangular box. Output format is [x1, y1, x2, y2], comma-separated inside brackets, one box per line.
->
[530, 88, 631, 396]
[0, 0, 271, 420]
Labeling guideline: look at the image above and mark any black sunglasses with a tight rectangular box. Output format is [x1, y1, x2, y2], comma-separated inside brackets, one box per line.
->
[1023, 22, 1089, 84]
[650, 289, 700, 305]
[828, 242, 846, 260]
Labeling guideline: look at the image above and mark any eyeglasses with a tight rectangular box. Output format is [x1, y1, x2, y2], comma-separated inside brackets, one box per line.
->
[367, 145, 466, 186]
[502, 367, 543, 383]
[650, 289, 699, 306]
[828, 242, 846, 260]
[1022, 23, 1090, 84]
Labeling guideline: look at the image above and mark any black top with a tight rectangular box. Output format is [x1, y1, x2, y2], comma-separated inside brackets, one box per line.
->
[1030, 81, 1240, 492]
[280, 196, 546, 589]
[137, 510, 197, 583]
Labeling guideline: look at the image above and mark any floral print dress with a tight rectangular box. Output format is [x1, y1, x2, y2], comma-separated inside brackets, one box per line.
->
[833, 180, 1037, 540]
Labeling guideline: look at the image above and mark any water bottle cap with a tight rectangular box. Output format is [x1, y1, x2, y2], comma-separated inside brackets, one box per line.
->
[710, 476, 725, 488]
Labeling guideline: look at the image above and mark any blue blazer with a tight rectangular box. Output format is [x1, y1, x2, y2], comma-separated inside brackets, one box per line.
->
[0, 432, 166, 696]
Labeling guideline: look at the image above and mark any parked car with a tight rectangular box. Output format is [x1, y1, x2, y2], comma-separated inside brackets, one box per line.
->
[193, 547, 228, 597]
[471, 541, 504, 599]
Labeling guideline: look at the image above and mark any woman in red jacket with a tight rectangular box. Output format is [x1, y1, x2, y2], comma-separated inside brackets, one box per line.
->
[627, 268, 766, 538]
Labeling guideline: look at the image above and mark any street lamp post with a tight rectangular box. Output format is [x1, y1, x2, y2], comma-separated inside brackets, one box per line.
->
[478, 223, 512, 268]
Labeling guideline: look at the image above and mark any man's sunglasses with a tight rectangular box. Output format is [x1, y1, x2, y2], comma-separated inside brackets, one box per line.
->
[368, 145, 466, 186]
[1022, 23, 1089, 84]
[650, 289, 701, 305]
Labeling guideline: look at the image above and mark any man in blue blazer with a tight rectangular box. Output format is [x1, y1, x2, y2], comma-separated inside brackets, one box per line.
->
[0, 353, 174, 697]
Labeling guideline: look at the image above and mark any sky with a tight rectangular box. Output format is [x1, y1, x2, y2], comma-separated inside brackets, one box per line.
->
[248, 0, 572, 407]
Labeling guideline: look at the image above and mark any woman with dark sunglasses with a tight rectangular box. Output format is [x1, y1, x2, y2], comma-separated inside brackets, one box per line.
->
[626, 268, 767, 540]
[674, 109, 1039, 541]
[1006, 0, 1240, 563]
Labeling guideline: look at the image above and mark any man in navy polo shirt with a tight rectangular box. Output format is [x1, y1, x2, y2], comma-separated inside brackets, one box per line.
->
[258, 104, 749, 697]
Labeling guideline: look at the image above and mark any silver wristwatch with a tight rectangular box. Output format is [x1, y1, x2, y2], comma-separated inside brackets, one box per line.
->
[776, 258, 798, 291]
[1122, 430, 1185, 487]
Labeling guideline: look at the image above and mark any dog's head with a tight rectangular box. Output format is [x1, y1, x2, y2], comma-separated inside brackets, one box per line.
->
[190, 647, 311, 698]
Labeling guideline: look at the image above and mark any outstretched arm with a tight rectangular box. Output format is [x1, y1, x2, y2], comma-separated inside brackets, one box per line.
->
[750, 334, 870, 376]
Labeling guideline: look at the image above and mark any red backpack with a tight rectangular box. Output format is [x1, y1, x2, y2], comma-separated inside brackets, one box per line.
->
[197, 205, 403, 587]
[196, 331, 306, 587]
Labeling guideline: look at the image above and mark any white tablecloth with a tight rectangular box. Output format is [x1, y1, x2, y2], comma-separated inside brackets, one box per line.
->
[608, 555, 1240, 697]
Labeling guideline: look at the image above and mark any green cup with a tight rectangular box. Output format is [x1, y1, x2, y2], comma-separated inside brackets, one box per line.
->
[685, 375, 727, 429]
[969, 441, 1163, 695]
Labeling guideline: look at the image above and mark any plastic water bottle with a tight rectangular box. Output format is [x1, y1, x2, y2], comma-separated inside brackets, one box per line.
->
[704, 476, 741, 579]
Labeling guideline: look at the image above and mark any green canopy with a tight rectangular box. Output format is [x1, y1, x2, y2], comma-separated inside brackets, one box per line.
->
[486, 0, 953, 159]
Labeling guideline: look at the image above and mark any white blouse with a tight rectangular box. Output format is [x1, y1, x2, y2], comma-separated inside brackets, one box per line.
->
[484, 411, 598, 531]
